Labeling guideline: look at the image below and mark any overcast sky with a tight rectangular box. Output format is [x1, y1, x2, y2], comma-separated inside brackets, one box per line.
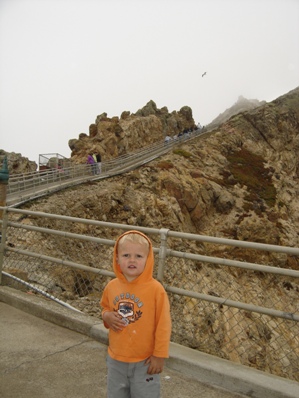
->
[1, 0, 298, 164]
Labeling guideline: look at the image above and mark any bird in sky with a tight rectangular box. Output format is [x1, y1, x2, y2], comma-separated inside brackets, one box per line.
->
[202, 72, 207, 77]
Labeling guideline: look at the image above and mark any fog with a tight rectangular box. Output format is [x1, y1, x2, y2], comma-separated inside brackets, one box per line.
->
[0, 0, 298, 163]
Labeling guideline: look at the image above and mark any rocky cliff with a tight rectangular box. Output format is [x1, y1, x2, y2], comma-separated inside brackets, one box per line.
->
[25, 88, 299, 249]
[68, 100, 196, 163]
[1, 97, 264, 173]
[0, 150, 37, 174]
[206, 95, 266, 130]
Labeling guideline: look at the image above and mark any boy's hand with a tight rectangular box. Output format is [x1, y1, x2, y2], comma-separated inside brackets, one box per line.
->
[145, 356, 165, 375]
[102, 311, 126, 332]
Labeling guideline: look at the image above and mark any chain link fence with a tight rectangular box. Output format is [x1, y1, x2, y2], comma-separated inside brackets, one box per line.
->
[1, 207, 298, 382]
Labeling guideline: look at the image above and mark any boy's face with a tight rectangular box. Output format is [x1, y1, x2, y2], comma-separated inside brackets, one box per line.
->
[117, 241, 149, 282]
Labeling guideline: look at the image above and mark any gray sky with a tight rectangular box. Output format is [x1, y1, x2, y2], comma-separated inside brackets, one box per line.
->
[1, 0, 298, 164]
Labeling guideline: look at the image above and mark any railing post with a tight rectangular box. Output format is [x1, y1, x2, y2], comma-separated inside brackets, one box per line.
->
[0, 207, 8, 284]
[157, 228, 169, 283]
[0, 156, 9, 284]
[0, 156, 9, 218]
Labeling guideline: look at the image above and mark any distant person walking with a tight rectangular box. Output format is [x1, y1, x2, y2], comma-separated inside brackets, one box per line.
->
[87, 153, 96, 175]
[96, 153, 102, 174]
[164, 135, 171, 145]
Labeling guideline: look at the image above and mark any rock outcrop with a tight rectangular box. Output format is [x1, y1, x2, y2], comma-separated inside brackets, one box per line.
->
[207, 95, 266, 130]
[28, 88, 299, 249]
[68, 100, 196, 163]
[0, 150, 37, 175]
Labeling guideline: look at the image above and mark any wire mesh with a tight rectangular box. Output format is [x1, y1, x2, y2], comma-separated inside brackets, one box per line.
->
[163, 241, 299, 381]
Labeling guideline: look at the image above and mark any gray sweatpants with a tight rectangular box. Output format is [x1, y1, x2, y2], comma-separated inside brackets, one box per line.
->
[106, 355, 160, 398]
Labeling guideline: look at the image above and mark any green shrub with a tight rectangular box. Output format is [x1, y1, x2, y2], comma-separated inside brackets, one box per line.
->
[173, 149, 192, 158]
[226, 148, 277, 208]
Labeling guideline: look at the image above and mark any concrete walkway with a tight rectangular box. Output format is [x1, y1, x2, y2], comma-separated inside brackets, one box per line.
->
[0, 286, 298, 398]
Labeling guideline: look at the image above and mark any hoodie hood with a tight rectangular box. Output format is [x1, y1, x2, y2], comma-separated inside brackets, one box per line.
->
[113, 230, 154, 284]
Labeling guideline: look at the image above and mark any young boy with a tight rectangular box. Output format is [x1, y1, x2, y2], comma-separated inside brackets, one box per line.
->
[100, 230, 171, 398]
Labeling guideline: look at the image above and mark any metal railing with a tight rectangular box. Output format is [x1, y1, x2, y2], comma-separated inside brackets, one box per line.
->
[0, 206, 298, 382]
[6, 129, 204, 206]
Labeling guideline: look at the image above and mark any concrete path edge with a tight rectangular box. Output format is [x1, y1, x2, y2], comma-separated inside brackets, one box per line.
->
[1, 285, 298, 398]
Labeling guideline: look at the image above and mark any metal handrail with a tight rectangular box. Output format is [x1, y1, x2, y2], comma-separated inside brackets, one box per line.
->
[1, 205, 298, 322]
[6, 129, 204, 205]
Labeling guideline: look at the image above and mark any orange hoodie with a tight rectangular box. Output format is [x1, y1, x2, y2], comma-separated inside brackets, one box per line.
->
[100, 230, 171, 363]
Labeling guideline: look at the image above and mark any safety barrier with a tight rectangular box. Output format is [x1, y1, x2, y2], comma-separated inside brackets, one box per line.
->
[0, 206, 298, 382]
[6, 129, 204, 206]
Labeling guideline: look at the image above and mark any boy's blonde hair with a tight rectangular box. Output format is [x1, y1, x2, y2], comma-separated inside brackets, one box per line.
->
[118, 232, 149, 252]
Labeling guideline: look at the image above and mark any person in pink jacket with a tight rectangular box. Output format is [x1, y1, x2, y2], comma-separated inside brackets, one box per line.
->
[100, 230, 171, 398]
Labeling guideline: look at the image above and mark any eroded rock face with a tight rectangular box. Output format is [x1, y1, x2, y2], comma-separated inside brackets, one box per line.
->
[207, 95, 267, 130]
[21, 88, 299, 265]
[25, 88, 299, 249]
[69, 100, 196, 163]
[0, 150, 37, 175]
